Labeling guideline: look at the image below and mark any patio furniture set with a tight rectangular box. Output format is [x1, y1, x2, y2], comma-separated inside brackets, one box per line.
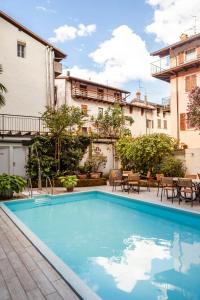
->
[110, 170, 200, 207]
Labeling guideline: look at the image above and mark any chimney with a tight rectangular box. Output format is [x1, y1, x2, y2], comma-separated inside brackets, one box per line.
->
[144, 94, 147, 104]
[136, 90, 141, 101]
[66, 70, 70, 77]
[180, 33, 188, 41]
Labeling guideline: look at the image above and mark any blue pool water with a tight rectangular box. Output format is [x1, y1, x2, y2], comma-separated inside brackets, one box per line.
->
[4, 191, 200, 300]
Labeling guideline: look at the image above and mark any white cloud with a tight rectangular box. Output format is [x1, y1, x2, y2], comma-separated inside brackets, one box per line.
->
[146, 0, 200, 44]
[49, 23, 96, 43]
[65, 25, 151, 87]
[35, 6, 56, 13]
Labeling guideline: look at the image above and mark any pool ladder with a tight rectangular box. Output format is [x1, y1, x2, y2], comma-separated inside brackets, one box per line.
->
[45, 176, 54, 195]
[27, 177, 33, 198]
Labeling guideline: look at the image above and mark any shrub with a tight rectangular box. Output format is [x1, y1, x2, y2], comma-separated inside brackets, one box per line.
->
[160, 157, 186, 177]
[0, 174, 26, 198]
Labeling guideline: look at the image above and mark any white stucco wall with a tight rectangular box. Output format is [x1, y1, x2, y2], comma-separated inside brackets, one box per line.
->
[0, 16, 54, 116]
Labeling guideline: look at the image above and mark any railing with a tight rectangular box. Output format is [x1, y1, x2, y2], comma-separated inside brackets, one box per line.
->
[151, 53, 200, 74]
[162, 97, 170, 107]
[45, 176, 53, 195]
[0, 114, 49, 134]
[54, 61, 62, 75]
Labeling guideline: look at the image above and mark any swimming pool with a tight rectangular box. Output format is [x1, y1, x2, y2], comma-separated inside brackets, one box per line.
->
[2, 191, 200, 300]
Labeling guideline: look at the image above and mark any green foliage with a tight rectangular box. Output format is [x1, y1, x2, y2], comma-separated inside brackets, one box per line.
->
[91, 104, 133, 138]
[187, 86, 200, 130]
[0, 174, 26, 193]
[84, 154, 107, 172]
[0, 65, 7, 107]
[59, 175, 78, 188]
[42, 105, 84, 137]
[159, 156, 186, 177]
[26, 136, 90, 180]
[116, 133, 177, 174]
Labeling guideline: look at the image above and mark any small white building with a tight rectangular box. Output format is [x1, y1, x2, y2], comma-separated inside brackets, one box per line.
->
[0, 10, 66, 176]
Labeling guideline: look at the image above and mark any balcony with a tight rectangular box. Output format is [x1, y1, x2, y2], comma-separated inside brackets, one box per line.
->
[151, 54, 200, 82]
[0, 114, 49, 136]
[54, 61, 62, 77]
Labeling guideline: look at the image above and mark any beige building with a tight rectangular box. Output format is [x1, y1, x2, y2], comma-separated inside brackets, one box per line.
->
[56, 75, 171, 174]
[0, 10, 66, 176]
[151, 33, 200, 174]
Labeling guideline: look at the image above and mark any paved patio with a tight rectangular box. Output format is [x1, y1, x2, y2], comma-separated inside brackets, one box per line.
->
[0, 185, 200, 300]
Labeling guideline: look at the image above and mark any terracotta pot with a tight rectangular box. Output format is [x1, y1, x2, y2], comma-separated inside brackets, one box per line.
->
[77, 174, 87, 179]
[90, 172, 101, 179]
[66, 187, 74, 192]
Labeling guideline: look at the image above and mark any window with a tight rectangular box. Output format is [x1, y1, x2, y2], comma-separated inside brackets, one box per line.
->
[178, 51, 184, 65]
[98, 107, 103, 116]
[157, 108, 160, 116]
[81, 104, 88, 116]
[157, 119, 161, 129]
[114, 92, 121, 102]
[163, 120, 167, 129]
[141, 108, 144, 116]
[185, 74, 197, 92]
[146, 119, 153, 129]
[54, 86, 57, 107]
[185, 48, 196, 62]
[97, 88, 104, 100]
[163, 112, 166, 118]
[82, 127, 88, 134]
[17, 42, 26, 58]
[80, 84, 87, 97]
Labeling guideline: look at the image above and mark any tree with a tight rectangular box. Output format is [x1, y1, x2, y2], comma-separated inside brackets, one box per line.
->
[116, 133, 177, 174]
[42, 105, 84, 171]
[92, 104, 133, 138]
[91, 104, 133, 168]
[0, 65, 7, 107]
[187, 86, 200, 130]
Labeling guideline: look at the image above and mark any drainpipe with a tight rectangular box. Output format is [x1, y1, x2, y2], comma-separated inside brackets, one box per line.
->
[176, 74, 180, 143]
[45, 46, 50, 106]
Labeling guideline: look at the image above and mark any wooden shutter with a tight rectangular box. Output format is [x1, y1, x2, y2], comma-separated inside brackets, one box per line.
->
[180, 113, 186, 131]
[81, 104, 88, 115]
[197, 46, 200, 58]
[178, 52, 184, 65]
[191, 74, 197, 90]
[185, 76, 190, 92]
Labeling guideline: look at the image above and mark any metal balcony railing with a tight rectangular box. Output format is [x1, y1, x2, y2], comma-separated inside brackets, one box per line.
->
[0, 114, 49, 135]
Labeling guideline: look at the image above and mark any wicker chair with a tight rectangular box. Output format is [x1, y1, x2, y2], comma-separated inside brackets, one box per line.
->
[160, 177, 177, 203]
[109, 170, 124, 192]
[177, 178, 197, 207]
[127, 173, 140, 194]
[139, 171, 153, 192]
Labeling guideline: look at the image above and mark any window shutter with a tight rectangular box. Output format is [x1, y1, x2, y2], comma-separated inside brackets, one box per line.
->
[197, 47, 200, 58]
[185, 76, 190, 92]
[191, 74, 197, 90]
[180, 113, 186, 131]
[178, 52, 184, 64]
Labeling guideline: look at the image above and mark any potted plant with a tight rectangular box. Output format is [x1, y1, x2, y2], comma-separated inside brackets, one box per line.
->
[77, 165, 88, 179]
[85, 155, 107, 179]
[0, 174, 26, 200]
[59, 175, 78, 192]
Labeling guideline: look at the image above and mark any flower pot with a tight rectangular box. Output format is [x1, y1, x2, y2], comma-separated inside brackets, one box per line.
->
[0, 189, 14, 200]
[67, 187, 74, 192]
[90, 172, 101, 179]
[77, 174, 87, 179]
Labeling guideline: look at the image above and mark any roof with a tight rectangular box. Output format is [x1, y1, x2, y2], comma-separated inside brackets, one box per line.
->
[128, 100, 156, 110]
[58, 75, 130, 93]
[0, 10, 66, 60]
[151, 32, 200, 57]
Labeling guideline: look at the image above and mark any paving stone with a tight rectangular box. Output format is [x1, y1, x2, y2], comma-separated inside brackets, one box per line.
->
[31, 269, 55, 296]
[37, 260, 60, 282]
[0, 258, 16, 280]
[26, 246, 44, 263]
[6, 276, 28, 300]
[0, 273, 10, 300]
[19, 251, 37, 272]
[15, 266, 37, 292]
[53, 279, 80, 300]
[7, 251, 24, 270]
[0, 246, 6, 260]
[27, 288, 45, 300]
[46, 292, 63, 300]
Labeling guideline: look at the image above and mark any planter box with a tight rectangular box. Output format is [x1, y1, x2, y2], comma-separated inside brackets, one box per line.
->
[77, 178, 107, 187]
[0, 189, 14, 200]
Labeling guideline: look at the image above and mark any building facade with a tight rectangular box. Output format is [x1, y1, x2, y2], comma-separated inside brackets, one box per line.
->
[56, 76, 171, 174]
[0, 10, 66, 176]
[151, 33, 200, 174]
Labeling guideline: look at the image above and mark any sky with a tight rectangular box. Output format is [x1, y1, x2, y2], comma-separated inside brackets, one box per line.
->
[1, 0, 200, 103]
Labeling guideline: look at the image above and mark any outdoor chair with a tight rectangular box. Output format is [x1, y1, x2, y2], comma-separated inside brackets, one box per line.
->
[139, 171, 153, 192]
[177, 178, 197, 207]
[197, 173, 200, 180]
[109, 169, 122, 186]
[156, 173, 164, 196]
[160, 177, 177, 203]
[127, 173, 140, 194]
